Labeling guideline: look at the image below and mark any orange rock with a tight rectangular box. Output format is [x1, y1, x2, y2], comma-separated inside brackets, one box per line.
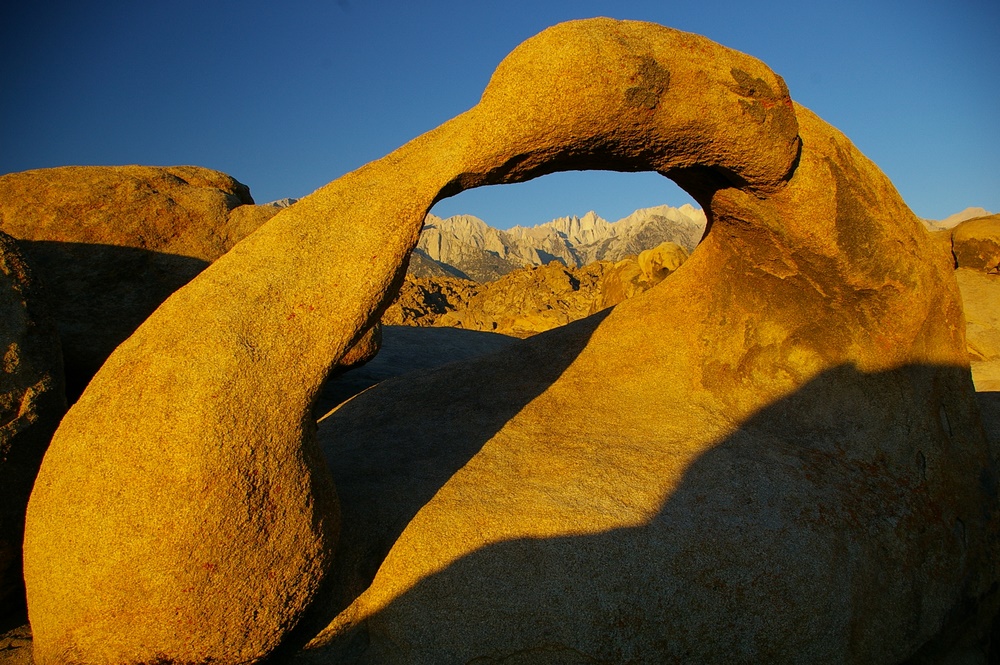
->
[952, 213, 1000, 273]
[22, 18, 996, 664]
[0, 166, 278, 398]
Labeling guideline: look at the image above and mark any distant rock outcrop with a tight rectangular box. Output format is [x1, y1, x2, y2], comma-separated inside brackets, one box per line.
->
[385, 250, 684, 338]
[264, 197, 299, 208]
[0, 165, 280, 398]
[435, 261, 613, 336]
[402, 248, 467, 279]
[924, 206, 994, 231]
[0, 232, 64, 626]
[417, 204, 705, 282]
[22, 18, 997, 665]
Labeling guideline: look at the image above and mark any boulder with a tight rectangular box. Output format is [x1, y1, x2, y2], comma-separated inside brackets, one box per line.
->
[592, 257, 650, 311]
[0, 231, 64, 626]
[0, 166, 279, 398]
[952, 214, 1000, 273]
[22, 18, 996, 664]
[637, 240, 688, 281]
[955, 268, 1000, 391]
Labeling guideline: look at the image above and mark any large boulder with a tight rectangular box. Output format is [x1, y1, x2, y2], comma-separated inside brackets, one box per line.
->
[22, 18, 996, 664]
[955, 268, 1000, 391]
[0, 165, 280, 398]
[952, 213, 1000, 273]
[637, 240, 688, 281]
[0, 232, 64, 626]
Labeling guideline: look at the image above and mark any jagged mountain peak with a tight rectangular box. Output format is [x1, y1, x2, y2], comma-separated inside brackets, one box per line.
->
[418, 204, 706, 282]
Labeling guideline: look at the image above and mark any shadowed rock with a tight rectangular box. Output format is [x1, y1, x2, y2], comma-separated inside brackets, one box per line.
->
[0, 166, 281, 399]
[0, 232, 64, 628]
[22, 18, 996, 664]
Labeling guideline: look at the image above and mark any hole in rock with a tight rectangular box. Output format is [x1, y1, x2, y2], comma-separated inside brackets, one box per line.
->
[430, 170, 701, 234]
[422, 170, 707, 283]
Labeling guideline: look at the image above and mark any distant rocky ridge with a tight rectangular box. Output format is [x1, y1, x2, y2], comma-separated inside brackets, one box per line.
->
[264, 197, 299, 208]
[415, 203, 706, 282]
[385, 241, 690, 338]
[922, 206, 994, 231]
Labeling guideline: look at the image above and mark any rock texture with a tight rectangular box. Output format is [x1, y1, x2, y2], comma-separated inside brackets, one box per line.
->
[637, 240, 689, 282]
[952, 213, 1000, 274]
[22, 18, 996, 665]
[956, 269, 1000, 391]
[0, 166, 279, 398]
[417, 204, 705, 282]
[0, 232, 64, 626]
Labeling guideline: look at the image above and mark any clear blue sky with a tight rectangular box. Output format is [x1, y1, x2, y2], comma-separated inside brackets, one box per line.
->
[1, 1, 996, 229]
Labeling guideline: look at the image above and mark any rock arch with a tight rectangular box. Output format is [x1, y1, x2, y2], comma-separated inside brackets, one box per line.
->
[23, 18, 995, 663]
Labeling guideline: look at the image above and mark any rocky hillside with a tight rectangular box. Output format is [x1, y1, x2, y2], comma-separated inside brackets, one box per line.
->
[384, 241, 690, 338]
[416, 203, 705, 282]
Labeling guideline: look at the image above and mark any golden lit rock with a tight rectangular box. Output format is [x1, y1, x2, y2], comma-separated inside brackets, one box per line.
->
[21, 18, 996, 664]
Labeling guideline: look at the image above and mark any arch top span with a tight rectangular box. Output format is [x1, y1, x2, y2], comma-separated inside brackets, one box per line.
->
[454, 18, 800, 197]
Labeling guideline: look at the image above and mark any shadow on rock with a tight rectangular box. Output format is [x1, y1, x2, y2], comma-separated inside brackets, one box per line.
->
[14, 240, 210, 401]
[309, 310, 611, 641]
[301, 362, 999, 663]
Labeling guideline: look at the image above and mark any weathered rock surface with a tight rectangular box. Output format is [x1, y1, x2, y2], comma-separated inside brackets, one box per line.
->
[0, 232, 64, 627]
[0, 624, 33, 665]
[955, 268, 1000, 391]
[952, 213, 1000, 273]
[23, 17, 996, 665]
[0, 165, 279, 398]
[637, 240, 689, 282]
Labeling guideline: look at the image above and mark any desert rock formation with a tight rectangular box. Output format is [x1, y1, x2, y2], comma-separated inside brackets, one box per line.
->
[0, 232, 64, 626]
[0, 166, 280, 398]
[315, 326, 517, 417]
[952, 213, 1000, 274]
[22, 18, 997, 665]
[385, 248, 685, 338]
[956, 269, 1000, 391]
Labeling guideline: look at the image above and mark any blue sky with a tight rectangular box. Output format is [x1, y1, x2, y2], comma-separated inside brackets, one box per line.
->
[1, 1, 996, 229]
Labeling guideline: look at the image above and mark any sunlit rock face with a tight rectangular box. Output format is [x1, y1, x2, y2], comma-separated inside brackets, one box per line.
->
[0, 231, 64, 626]
[948, 214, 1000, 390]
[21, 17, 996, 665]
[384, 255, 685, 338]
[952, 213, 1000, 274]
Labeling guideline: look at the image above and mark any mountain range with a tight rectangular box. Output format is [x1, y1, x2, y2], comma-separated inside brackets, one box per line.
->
[414, 203, 707, 282]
